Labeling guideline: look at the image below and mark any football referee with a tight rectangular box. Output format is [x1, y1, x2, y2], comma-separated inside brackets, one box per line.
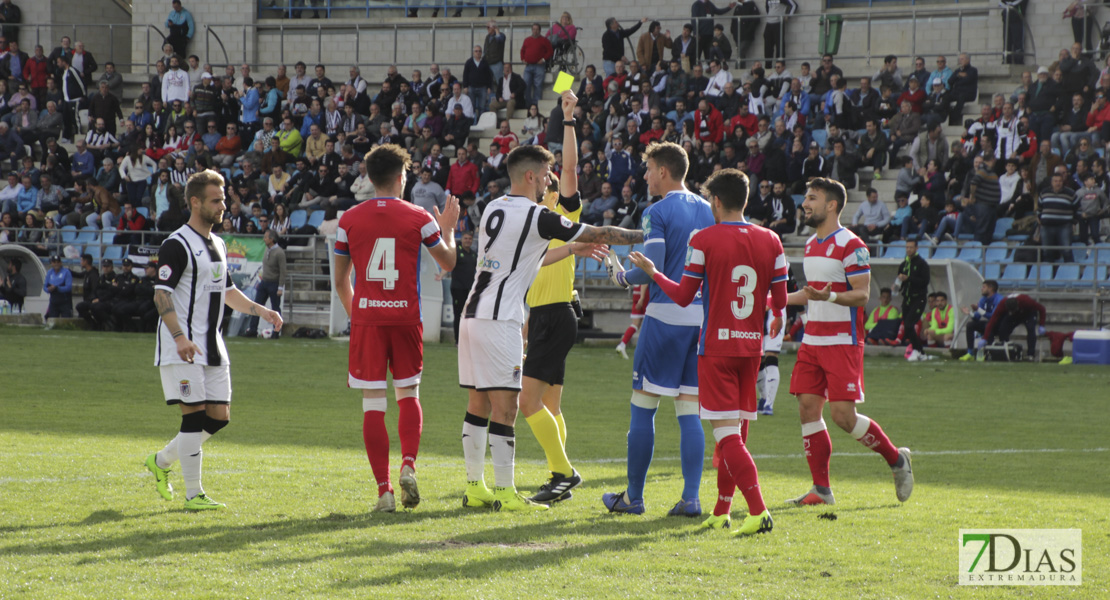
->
[519, 92, 586, 504]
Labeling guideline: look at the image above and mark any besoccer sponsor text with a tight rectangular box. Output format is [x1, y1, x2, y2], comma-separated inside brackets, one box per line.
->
[359, 298, 409, 309]
[717, 328, 762, 341]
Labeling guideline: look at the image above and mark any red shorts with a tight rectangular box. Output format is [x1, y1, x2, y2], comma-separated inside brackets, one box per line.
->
[631, 287, 648, 316]
[789, 343, 865, 402]
[348, 322, 423, 390]
[698, 354, 761, 420]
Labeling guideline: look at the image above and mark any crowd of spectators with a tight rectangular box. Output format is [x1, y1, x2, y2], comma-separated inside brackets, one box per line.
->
[2, 2, 1110, 287]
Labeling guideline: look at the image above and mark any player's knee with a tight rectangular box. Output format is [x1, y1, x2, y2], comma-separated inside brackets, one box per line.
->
[674, 398, 699, 417]
[203, 415, 229, 435]
[630, 391, 661, 411]
[180, 410, 206, 433]
[362, 396, 388, 412]
[830, 409, 856, 432]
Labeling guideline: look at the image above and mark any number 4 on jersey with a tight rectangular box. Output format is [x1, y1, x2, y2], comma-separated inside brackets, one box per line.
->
[366, 238, 400, 290]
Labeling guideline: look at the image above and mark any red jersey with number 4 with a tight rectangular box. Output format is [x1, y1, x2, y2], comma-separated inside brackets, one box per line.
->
[801, 227, 870, 346]
[334, 197, 442, 326]
[684, 221, 789, 357]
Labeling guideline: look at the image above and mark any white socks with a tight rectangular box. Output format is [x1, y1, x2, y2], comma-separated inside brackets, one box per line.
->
[462, 418, 489, 482]
[763, 365, 780, 410]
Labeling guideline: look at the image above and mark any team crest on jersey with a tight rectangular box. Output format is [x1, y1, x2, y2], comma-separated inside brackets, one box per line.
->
[826, 244, 835, 257]
[159, 265, 172, 281]
[559, 215, 574, 229]
[211, 263, 224, 282]
[512, 366, 521, 383]
[641, 214, 652, 237]
[854, 247, 870, 267]
[179, 380, 191, 398]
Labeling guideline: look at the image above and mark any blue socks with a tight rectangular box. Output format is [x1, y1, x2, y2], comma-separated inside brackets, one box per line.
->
[626, 404, 657, 501]
[677, 414, 705, 500]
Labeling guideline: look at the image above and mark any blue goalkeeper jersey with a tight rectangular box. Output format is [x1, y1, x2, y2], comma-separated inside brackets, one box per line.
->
[636, 189, 715, 327]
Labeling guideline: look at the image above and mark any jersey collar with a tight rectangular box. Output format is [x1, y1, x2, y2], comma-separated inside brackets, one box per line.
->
[814, 226, 844, 244]
[721, 220, 751, 227]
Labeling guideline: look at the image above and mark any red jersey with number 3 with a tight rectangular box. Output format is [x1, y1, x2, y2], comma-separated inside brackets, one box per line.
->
[334, 197, 442, 326]
[684, 221, 789, 357]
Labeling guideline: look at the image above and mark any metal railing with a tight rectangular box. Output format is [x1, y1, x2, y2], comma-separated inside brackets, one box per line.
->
[257, 0, 550, 20]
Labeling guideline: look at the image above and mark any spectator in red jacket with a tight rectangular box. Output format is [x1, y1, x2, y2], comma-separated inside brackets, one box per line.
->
[116, 200, 147, 245]
[212, 123, 242, 169]
[445, 146, 479, 197]
[896, 76, 925, 113]
[520, 23, 553, 110]
[639, 116, 665, 146]
[982, 294, 1046, 358]
[728, 101, 758, 137]
[693, 99, 724, 144]
[1085, 91, 1110, 145]
[24, 45, 51, 104]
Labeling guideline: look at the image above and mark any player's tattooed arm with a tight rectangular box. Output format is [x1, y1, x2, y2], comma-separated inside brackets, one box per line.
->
[575, 225, 644, 245]
[154, 289, 176, 317]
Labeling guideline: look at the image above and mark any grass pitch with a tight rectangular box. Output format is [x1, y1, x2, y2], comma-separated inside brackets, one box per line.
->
[1, 327, 1108, 599]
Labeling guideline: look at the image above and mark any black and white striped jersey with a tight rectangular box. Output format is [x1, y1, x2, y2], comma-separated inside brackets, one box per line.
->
[463, 195, 583, 324]
[154, 224, 236, 367]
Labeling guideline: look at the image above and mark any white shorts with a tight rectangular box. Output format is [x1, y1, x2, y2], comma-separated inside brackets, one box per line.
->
[160, 364, 232, 405]
[458, 317, 524, 391]
[764, 311, 784, 354]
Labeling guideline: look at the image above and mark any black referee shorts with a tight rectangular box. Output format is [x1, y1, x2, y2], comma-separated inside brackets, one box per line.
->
[523, 303, 578, 386]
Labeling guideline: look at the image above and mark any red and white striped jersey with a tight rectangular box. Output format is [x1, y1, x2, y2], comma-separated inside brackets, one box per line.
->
[801, 227, 870, 346]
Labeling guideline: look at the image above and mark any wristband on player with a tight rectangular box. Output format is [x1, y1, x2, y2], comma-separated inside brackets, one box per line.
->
[828, 291, 838, 304]
[616, 270, 628, 287]
[563, 119, 577, 127]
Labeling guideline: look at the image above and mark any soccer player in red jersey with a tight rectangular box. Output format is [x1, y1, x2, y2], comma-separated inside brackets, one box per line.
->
[628, 168, 786, 536]
[786, 177, 914, 506]
[333, 144, 460, 512]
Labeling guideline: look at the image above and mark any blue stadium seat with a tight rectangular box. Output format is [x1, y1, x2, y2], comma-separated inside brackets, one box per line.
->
[917, 240, 933, 259]
[103, 245, 124, 261]
[307, 210, 325, 228]
[999, 263, 1028, 288]
[812, 128, 828, 149]
[60, 225, 78, 244]
[1029, 264, 1054, 287]
[955, 241, 982, 263]
[100, 231, 115, 245]
[931, 240, 958, 260]
[992, 217, 1014, 241]
[290, 209, 308, 229]
[883, 240, 906, 259]
[136, 207, 149, 218]
[1048, 264, 1081, 288]
[1071, 244, 1090, 264]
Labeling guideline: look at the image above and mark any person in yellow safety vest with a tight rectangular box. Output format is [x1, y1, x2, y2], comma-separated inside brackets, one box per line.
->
[865, 287, 902, 345]
[925, 290, 955, 347]
[865, 287, 901, 331]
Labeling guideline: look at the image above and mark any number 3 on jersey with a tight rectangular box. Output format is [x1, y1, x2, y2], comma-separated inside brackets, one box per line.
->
[366, 238, 399, 290]
[731, 265, 757, 319]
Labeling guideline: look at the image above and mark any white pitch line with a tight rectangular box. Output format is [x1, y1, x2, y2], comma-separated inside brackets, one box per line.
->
[1, 448, 1104, 485]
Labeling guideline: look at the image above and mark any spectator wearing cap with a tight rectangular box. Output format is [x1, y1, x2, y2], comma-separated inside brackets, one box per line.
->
[106, 257, 139, 331]
[43, 254, 73, 318]
[82, 258, 118, 330]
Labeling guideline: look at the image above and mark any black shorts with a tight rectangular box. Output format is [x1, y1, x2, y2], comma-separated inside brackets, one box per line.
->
[523, 303, 578, 386]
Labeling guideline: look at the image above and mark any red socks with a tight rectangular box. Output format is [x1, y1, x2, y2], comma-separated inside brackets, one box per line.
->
[621, 325, 637, 345]
[802, 421, 832, 488]
[717, 434, 766, 516]
[852, 415, 900, 465]
[362, 410, 392, 496]
[713, 458, 735, 516]
[397, 397, 423, 472]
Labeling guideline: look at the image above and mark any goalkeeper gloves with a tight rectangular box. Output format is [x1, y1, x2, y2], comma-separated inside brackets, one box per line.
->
[605, 249, 629, 288]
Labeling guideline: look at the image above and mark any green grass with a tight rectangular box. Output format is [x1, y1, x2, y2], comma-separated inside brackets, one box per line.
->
[1, 327, 1108, 599]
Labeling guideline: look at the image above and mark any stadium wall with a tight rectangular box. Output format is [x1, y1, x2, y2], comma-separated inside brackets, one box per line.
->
[124, 0, 1082, 74]
[17, 0, 130, 69]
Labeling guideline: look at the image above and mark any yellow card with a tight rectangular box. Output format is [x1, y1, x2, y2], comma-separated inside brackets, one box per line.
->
[553, 71, 574, 94]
